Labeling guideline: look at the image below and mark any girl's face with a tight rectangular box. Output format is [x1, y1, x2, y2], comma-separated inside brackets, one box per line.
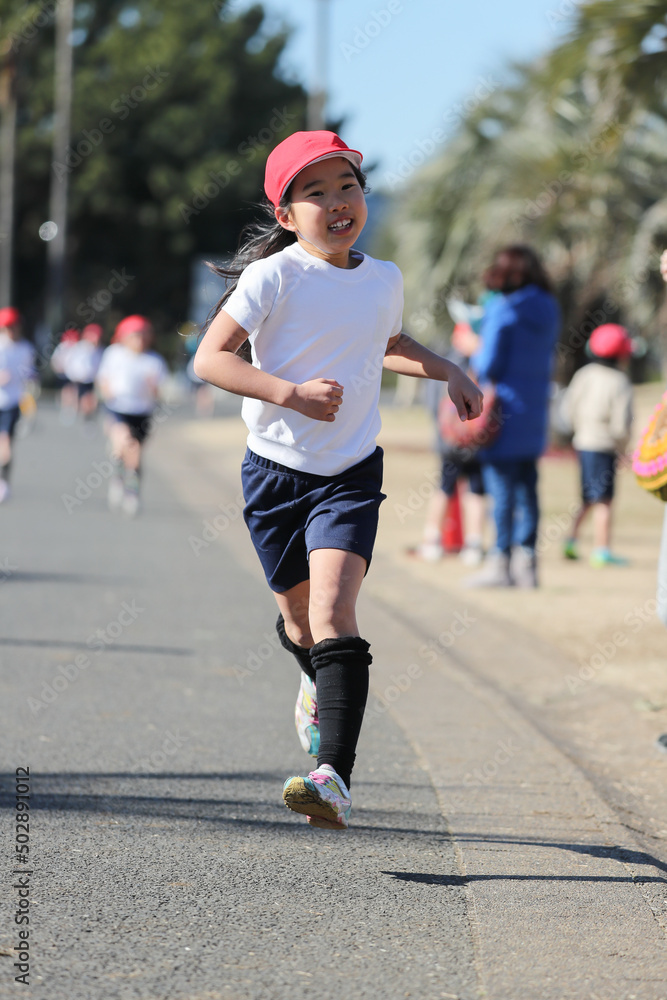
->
[123, 330, 149, 353]
[275, 156, 367, 268]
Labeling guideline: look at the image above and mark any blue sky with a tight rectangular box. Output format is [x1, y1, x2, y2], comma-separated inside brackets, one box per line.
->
[236, 0, 579, 187]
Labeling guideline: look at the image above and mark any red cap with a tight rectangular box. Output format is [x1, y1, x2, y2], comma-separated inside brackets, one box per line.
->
[60, 327, 80, 344]
[264, 130, 363, 208]
[0, 307, 21, 328]
[588, 324, 633, 359]
[113, 314, 152, 343]
[82, 323, 103, 343]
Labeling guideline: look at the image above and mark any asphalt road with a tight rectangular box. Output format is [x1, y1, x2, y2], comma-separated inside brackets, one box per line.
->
[1, 401, 667, 1000]
[0, 404, 475, 1000]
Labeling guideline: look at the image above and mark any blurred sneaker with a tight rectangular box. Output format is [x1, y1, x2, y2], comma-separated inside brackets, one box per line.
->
[295, 672, 319, 757]
[406, 542, 443, 562]
[107, 476, 124, 510]
[283, 764, 351, 830]
[459, 543, 484, 567]
[0, 480, 10, 504]
[590, 548, 628, 568]
[122, 491, 140, 518]
[511, 546, 538, 588]
[563, 538, 579, 560]
[463, 551, 513, 588]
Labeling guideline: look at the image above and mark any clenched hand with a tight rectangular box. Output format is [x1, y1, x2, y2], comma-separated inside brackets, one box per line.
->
[289, 378, 344, 422]
[447, 366, 484, 422]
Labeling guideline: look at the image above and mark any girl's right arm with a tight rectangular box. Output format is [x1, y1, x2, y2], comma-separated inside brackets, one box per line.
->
[193, 310, 343, 422]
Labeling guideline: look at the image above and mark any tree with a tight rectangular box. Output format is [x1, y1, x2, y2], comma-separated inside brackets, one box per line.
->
[383, 0, 667, 377]
[1, 0, 308, 353]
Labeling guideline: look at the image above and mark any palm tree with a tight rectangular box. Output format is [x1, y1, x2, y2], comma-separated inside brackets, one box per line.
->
[385, 0, 667, 377]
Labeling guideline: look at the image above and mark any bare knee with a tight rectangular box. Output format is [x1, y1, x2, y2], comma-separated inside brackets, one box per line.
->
[285, 620, 314, 648]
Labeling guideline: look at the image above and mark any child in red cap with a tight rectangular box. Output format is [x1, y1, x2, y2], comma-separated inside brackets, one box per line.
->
[0, 308, 36, 502]
[96, 315, 168, 516]
[561, 323, 634, 566]
[195, 131, 482, 829]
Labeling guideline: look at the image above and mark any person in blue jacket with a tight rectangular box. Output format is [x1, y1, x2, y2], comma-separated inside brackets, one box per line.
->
[466, 245, 560, 588]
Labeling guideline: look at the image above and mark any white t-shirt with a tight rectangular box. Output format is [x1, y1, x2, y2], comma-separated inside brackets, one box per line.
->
[63, 340, 104, 384]
[223, 242, 403, 476]
[0, 335, 35, 409]
[96, 344, 168, 415]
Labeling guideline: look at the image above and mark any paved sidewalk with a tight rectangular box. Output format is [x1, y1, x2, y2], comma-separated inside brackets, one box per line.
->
[1, 404, 667, 999]
[1, 406, 474, 1000]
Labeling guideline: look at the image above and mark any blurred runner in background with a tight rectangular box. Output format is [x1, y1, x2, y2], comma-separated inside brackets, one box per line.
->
[62, 323, 105, 426]
[96, 315, 168, 517]
[51, 327, 80, 425]
[0, 308, 36, 502]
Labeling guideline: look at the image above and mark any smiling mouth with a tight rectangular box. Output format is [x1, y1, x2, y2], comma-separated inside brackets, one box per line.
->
[328, 218, 353, 233]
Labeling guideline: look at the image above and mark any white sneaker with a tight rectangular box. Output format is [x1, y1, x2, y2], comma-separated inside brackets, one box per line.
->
[121, 491, 140, 518]
[0, 480, 10, 503]
[460, 543, 484, 567]
[107, 476, 124, 510]
[283, 764, 351, 830]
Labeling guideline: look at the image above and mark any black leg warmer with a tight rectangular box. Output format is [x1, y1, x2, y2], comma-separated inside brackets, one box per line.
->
[310, 636, 372, 789]
[275, 614, 316, 682]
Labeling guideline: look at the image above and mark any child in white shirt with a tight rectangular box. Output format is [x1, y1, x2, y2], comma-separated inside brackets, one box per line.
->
[195, 131, 482, 830]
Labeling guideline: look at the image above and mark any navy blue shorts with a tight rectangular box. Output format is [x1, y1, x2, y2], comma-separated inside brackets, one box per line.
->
[107, 409, 152, 443]
[440, 454, 485, 498]
[0, 405, 21, 437]
[241, 447, 386, 593]
[578, 450, 616, 504]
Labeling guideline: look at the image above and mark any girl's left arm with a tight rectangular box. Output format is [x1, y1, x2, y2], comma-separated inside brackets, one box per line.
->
[383, 332, 484, 420]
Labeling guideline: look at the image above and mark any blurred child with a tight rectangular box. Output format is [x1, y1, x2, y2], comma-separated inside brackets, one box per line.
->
[96, 315, 168, 516]
[408, 322, 487, 565]
[0, 307, 36, 502]
[561, 323, 634, 566]
[51, 327, 80, 423]
[62, 323, 104, 423]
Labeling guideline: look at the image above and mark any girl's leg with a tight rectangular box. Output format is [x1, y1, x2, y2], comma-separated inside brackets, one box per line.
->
[307, 547, 366, 643]
[483, 461, 516, 555]
[306, 549, 371, 788]
[512, 459, 539, 550]
[592, 500, 612, 550]
[0, 430, 11, 476]
[274, 580, 317, 683]
[274, 580, 312, 648]
[570, 503, 590, 541]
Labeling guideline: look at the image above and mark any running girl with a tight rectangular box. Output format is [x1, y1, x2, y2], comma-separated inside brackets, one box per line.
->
[195, 131, 482, 830]
[96, 315, 168, 516]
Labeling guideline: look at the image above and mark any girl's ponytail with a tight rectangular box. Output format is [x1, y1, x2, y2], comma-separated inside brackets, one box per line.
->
[203, 198, 295, 347]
